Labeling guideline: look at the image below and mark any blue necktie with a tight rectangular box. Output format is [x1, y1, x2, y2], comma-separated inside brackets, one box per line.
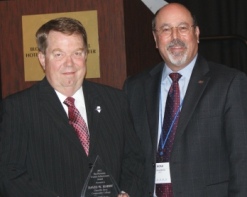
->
[156, 73, 182, 197]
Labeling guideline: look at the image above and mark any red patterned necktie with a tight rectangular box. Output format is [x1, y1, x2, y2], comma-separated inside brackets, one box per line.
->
[64, 97, 90, 155]
[156, 73, 182, 197]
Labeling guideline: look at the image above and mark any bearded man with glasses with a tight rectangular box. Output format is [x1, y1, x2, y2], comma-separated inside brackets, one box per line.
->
[124, 3, 247, 197]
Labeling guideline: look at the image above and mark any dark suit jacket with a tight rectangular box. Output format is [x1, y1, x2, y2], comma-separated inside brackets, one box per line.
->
[123, 55, 247, 197]
[0, 78, 144, 197]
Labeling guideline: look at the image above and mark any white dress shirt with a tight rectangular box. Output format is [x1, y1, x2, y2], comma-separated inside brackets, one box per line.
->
[55, 87, 89, 128]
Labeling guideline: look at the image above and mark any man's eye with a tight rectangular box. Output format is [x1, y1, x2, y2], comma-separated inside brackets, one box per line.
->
[74, 51, 82, 56]
[53, 52, 65, 60]
[161, 27, 171, 33]
[55, 53, 61, 57]
[73, 51, 85, 59]
[54, 52, 63, 57]
[179, 26, 188, 31]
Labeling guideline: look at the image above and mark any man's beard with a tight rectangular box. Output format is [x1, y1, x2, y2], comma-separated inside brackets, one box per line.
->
[166, 39, 187, 66]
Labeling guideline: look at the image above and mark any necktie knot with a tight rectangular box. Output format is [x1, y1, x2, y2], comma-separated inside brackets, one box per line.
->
[64, 97, 75, 107]
[169, 73, 182, 83]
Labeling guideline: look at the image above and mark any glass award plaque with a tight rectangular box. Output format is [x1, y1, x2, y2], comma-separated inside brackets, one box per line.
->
[81, 155, 121, 197]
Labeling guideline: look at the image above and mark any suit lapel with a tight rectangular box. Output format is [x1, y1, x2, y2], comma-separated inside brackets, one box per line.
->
[39, 78, 86, 155]
[82, 81, 101, 157]
[173, 55, 211, 149]
[145, 63, 164, 152]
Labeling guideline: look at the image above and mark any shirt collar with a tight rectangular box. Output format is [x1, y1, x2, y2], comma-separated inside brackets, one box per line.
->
[161, 54, 198, 82]
[55, 87, 85, 106]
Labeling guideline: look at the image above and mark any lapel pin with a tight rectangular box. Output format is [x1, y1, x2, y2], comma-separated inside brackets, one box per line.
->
[95, 106, 101, 113]
[198, 80, 204, 84]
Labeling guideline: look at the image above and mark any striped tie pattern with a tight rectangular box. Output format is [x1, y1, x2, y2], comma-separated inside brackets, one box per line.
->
[64, 97, 90, 155]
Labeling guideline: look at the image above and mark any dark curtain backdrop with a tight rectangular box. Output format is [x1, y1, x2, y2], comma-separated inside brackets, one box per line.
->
[167, 0, 247, 73]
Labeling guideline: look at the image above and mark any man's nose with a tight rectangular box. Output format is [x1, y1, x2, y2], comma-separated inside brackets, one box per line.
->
[65, 55, 73, 66]
[170, 27, 180, 40]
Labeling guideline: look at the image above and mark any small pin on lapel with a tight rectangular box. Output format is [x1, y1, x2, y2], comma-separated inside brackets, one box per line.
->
[198, 80, 204, 84]
[95, 106, 101, 113]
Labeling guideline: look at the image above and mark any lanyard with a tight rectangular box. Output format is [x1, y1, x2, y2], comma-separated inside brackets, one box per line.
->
[160, 99, 184, 151]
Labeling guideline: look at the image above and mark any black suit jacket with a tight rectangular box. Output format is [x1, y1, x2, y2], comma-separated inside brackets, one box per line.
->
[0, 78, 144, 197]
[123, 55, 247, 197]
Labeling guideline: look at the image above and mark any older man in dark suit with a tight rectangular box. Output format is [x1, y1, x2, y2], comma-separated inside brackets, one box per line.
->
[0, 17, 144, 197]
[124, 3, 247, 197]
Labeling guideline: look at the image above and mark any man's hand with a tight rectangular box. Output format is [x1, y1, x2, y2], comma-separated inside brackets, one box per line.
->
[118, 191, 130, 197]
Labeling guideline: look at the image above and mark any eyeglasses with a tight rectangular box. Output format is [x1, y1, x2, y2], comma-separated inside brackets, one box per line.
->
[154, 24, 195, 36]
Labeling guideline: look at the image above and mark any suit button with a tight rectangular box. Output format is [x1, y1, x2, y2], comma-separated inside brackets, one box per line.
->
[89, 163, 93, 169]
[152, 163, 155, 167]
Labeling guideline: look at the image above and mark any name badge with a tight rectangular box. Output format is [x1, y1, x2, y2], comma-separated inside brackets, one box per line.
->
[155, 162, 171, 184]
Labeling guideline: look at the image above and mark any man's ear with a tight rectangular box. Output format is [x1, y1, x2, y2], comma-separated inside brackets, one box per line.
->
[152, 31, 158, 48]
[38, 52, 46, 70]
[195, 26, 200, 43]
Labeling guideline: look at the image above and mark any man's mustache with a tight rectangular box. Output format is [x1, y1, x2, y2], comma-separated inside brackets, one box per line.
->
[167, 39, 186, 49]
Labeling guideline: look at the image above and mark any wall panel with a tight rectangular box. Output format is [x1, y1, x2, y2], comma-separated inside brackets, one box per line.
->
[0, 0, 127, 98]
